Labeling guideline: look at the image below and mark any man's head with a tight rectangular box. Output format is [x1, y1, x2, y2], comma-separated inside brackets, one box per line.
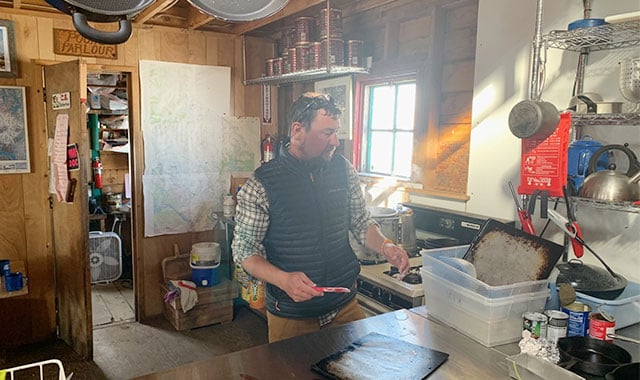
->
[287, 92, 342, 162]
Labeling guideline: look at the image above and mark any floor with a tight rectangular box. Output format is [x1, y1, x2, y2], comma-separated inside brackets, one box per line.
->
[1, 282, 269, 379]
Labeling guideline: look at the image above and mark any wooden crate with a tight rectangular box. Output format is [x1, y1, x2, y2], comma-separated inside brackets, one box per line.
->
[160, 280, 234, 331]
[161, 251, 235, 330]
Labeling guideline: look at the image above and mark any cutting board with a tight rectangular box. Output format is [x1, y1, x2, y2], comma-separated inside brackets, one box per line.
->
[311, 332, 449, 380]
[463, 219, 564, 286]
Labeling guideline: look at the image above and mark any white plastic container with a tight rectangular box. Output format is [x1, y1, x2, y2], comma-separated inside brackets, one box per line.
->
[190, 242, 221, 267]
[223, 193, 236, 218]
[575, 281, 640, 329]
[421, 269, 549, 347]
[421, 245, 549, 298]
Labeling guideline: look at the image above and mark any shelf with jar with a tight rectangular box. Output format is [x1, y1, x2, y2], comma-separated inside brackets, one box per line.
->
[244, 4, 370, 86]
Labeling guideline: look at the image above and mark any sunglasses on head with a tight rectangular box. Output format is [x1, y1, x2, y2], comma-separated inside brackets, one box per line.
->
[299, 93, 333, 115]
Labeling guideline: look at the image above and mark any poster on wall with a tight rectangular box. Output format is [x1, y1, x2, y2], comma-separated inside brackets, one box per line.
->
[315, 76, 353, 140]
[0, 86, 30, 174]
[139, 60, 231, 237]
[0, 19, 18, 78]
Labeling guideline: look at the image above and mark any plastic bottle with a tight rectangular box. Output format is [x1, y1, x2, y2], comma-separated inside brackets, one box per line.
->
[223, 193, 236, 218]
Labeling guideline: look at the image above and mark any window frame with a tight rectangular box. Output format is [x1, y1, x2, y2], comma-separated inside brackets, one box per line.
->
[353, 73, 418, 178]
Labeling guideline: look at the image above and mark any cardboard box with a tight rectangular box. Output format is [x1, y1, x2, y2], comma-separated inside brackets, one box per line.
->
[230, 175, 249, 199]
[161, 253, 235, 330]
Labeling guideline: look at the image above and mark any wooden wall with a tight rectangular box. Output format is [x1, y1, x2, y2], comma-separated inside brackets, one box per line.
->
[341, 0, 478, 199]
[0, 8, 265, 346]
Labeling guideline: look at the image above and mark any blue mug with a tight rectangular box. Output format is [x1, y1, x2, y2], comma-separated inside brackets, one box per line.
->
[568, 136, 609, 192]
[5, 272, 23, 292]
[0, 259, 9, 277]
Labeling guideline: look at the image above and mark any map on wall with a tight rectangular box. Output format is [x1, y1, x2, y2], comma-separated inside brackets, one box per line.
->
[139, 60, 235, 237]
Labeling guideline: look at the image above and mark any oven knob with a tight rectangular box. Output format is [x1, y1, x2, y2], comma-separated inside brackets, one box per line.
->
[439, 217, 455, 230]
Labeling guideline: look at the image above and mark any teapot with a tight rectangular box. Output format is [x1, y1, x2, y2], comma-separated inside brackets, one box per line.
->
[579, 144, 640, 202]
[567, 136, 608, 193]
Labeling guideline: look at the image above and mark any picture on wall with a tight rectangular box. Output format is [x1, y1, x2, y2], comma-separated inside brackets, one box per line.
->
[0, 19, 18, 78]
[0, 86, 31, 174]
[315, 76, 353, 140]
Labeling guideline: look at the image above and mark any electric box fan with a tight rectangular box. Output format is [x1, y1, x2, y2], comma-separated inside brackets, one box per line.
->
[89, 231, 123, 284]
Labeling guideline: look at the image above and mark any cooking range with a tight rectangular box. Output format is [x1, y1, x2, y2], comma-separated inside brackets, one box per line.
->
[356, 203, 510, 316]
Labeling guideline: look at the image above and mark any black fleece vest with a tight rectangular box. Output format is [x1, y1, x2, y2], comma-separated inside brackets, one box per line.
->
[254, 151, 360, 318]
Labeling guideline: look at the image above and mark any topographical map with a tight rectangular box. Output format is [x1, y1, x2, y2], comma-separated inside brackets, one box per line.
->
[0, 86, 30, 174]
[140, 60, 247, 237]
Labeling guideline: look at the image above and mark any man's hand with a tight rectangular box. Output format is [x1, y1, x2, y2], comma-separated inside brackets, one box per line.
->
[278, 271, 323, 302]
[383, 243, 410, 277]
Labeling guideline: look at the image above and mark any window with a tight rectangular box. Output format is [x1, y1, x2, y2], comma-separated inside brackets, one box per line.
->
[358, 78, 416, 178]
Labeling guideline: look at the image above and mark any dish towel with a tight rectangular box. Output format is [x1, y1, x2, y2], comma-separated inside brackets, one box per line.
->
[164, 280, 198, 312]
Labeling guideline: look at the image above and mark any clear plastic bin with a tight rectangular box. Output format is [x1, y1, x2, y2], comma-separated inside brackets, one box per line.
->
[421, 269, 549, 347]
[421, 245, 549, 298]
[575, 281, 640, 329]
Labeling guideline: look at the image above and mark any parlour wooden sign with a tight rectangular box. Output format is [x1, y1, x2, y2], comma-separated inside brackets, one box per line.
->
[53, 29, 117, 59]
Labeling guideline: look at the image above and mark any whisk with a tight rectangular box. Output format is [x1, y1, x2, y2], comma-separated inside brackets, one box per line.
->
[619, 57, 640, 112]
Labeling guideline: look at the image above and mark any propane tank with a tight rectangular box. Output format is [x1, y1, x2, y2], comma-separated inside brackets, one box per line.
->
[262, 134, 274, 163]
[92, 157, 103, 189]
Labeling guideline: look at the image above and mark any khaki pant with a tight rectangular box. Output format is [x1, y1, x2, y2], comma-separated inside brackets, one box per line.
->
[266, 297, 366, 343]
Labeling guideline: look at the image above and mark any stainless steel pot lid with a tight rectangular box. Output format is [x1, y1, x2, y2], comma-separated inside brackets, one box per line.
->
[65, 0, 155, 16]
[187, 0, 289, 22]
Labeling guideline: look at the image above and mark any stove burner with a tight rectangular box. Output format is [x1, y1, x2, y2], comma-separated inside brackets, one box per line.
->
[384, 265, 422, 284]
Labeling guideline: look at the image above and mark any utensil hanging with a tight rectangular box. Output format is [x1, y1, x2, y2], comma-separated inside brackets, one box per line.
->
[187, 0, 289, 22]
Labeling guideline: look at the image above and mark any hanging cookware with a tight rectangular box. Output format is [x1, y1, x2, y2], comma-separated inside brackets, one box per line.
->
[556, 260, 628, 300]
[45, 0, 155, 44]
[567, 136, 608, 193]
[508, 99, 560, 140]
[187, 0, 289, 22]
[579, 144, 640, 202]
[558, 336, 632, 376]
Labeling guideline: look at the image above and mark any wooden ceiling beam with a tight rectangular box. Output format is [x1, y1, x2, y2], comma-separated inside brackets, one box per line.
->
[134, 0, 177, 24]
[186, 6, 215, 30]
[13, 0, 21, 8]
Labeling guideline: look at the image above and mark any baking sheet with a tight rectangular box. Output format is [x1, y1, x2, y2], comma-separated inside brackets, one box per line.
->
[311, 332, 449, 380]
[463, 219, 564, 286]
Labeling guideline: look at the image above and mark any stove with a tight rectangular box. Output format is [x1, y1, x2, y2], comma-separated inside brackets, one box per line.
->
[356, 204, 513, 316]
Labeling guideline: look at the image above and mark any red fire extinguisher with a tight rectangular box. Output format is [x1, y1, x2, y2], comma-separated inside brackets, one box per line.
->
[262, 134, 274, 163]
[92, 157, 103, 189]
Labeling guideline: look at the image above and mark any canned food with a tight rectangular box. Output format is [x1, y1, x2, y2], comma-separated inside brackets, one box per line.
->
[320, 38, 344, 66]
[295, 43, 310, 71]
[346, 40, 364, 67]
[523, 312, 548, 339]
[265, 58, 275, 77]
[273, 57, 283, 76]
[288, 47, 298, 72]
[545, 310, 569, 344]
[309, 41, 322, 69]
[562, 302, 591, 337]
[294, 16, 314, 43]
[319, 8, 343, 39]
[589, 313, 615, 341]
[282, 52, 290, 74]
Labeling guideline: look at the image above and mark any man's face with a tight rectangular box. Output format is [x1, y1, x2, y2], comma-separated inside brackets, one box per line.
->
[290, 109, 340, 161]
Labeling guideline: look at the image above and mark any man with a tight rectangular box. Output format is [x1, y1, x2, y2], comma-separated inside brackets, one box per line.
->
[232, 92, 409, 342]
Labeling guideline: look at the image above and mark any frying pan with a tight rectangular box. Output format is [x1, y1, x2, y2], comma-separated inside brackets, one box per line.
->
[556, 260, 628, 300]
[187, 0, 289, 22]
[558, 336, 632, 376]
[605, 362, 640, 380]
[45, 0, 155, 44]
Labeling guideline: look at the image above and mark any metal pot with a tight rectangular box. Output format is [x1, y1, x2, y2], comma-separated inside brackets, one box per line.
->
[579, 144, 640, 202]
[396, 206, 416, 254]
[558, 336, 632, 376]
[187, 0, 289, 22]
[556, 260, 628, 300]
[45, 0, 155, 44]
[508, 99, 560, 140]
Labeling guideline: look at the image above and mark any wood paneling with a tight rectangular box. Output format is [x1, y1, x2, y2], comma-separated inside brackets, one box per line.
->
[0, 9, 264, 349]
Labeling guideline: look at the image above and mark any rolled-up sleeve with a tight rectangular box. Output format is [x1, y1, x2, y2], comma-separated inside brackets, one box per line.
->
[346, 161, 375, 245]
[231, 176, 270, 265]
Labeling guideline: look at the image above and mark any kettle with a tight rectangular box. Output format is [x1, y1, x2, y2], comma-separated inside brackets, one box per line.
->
[567, 136, 608, 193]
[579, 144, 640, 202]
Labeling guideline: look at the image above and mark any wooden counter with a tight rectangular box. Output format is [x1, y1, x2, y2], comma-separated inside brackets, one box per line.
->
[134, 308, 510, 379]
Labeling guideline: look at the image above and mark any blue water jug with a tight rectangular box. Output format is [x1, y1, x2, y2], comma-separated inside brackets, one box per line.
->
[568, 136, 609, 192]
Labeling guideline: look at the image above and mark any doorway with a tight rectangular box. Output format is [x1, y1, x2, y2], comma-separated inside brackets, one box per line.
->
[86, 70, 136, 328]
